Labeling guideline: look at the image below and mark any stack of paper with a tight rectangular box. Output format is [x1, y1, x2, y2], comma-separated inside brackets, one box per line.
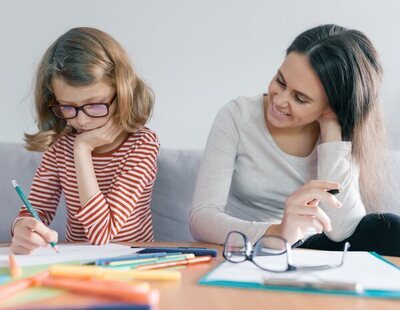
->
[200, 250, 400, 298]
[0, 243, 142, 267]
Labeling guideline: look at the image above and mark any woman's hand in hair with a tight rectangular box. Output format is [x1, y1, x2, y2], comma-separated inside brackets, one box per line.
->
[265, 180, 342, 245]
[318, 108, 342, 143]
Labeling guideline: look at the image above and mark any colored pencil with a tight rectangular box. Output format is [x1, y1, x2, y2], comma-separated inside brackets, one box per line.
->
[39, 277, 159, 305]
[136, 256, 212, 270]
[11, 180, 59, 253]
[0, 271, 49, 301]
[49, 265, 181, 282]
[8, 254, 22, 277]
[107, 254, 195, 268]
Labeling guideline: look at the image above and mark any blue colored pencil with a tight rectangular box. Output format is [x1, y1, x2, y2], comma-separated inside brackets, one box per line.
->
[95, 252, 176, 266]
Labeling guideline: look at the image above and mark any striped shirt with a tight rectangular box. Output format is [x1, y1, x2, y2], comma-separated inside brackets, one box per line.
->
[16, 127, 159, 245]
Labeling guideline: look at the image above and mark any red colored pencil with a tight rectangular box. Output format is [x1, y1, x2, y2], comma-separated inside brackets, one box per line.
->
[39, 276, 159, 305]
[0, 270, 49, 301]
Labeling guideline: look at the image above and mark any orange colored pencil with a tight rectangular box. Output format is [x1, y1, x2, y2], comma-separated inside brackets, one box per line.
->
[0, 271, 49, 301]
[136, 256, 212, 270]
[39, 276, 160, 305]
[8, 254, 22, 278]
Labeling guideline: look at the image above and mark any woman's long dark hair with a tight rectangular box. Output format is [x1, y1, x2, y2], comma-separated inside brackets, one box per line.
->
[287, 24, 396, 212]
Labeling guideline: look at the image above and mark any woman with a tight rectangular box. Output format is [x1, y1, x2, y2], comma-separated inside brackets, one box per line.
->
[189, 24, 400, 256]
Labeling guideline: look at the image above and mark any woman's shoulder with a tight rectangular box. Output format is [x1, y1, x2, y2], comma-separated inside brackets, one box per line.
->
[217, 94, 264, 123]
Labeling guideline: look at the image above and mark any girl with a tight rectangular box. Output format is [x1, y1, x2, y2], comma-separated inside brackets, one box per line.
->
[11, 27, 159, 254]
[190, 24, 400, 256]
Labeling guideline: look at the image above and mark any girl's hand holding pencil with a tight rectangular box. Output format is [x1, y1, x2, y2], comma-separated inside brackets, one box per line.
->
[11, 218, 59, 255]
[10, 180, 59, 255]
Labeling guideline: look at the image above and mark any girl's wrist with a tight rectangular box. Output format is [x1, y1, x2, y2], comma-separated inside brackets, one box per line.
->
[74, 140, 93, 154]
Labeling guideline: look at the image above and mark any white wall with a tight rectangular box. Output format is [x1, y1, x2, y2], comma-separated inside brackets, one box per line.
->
[1, 0, 399, 150]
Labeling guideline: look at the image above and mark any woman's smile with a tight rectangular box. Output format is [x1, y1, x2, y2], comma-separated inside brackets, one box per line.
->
[270, 101, 291, 119]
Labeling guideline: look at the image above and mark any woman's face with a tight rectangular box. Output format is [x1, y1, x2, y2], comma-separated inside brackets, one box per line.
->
[266, 52, 330, 131]
[51, 78, 117, 133]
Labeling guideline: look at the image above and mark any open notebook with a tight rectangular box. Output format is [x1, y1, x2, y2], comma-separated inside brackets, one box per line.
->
[0, 243, 141, 267]
[200, 250, 400, 299]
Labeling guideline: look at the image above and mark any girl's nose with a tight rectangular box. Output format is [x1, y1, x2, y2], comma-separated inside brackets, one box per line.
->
[75, 110, 91, 126]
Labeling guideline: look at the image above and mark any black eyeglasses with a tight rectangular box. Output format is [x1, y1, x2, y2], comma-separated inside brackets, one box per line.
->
[48, 94, 117, 120]
[223, 231, 350, 273]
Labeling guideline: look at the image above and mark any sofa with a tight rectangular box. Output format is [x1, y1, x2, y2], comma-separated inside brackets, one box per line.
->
[0, 142, 201, 243]
[1, 142, 399, 243]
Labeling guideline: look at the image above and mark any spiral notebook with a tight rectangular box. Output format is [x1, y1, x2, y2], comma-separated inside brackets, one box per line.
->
[199, 250, 400, 299]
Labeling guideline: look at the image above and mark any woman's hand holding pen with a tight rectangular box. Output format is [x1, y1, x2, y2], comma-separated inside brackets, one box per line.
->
[11, 218, 58, 254]
[266, 180, 342, 245]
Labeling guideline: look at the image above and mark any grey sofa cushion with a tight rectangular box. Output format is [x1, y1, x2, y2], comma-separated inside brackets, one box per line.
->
[151, 149, 202, 241]
[0, 143, 201, 242]
[0, 143, 68, 242]
[0, 142, 398, 243]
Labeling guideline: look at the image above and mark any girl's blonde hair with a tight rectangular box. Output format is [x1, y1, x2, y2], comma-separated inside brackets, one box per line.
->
[25, 27, 154, 152]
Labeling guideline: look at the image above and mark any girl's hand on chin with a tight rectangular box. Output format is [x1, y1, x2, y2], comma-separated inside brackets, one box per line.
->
[74, 119, 124, 152]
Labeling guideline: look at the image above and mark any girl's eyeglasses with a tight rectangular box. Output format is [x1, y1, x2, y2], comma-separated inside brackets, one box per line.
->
[48, 94, 116, 120]
[223, 231, 350, 273]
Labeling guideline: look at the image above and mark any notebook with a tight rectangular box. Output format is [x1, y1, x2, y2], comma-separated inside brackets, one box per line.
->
[199, 250, 400, 299]
[0, 243, 141, 267]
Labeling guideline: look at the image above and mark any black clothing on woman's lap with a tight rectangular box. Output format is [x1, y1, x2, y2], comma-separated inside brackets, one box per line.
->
[299, 213, 400, 257]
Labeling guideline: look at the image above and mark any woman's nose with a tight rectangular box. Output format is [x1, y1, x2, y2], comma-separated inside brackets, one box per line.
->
[274, 89, 290, 107]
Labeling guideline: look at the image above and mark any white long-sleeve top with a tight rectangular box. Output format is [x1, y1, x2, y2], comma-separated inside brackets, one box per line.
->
[189, 95, 366, 245]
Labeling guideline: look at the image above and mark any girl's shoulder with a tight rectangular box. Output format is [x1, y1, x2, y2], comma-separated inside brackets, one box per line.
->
[44, 133, 74, 154]
[125, 127, 160, 150]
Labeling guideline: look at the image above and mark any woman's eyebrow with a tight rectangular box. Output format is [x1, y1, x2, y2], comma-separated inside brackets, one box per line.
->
[278, 70, 313, 102]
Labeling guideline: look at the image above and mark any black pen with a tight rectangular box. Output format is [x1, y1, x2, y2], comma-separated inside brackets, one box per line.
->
[326, 189, 340, 195]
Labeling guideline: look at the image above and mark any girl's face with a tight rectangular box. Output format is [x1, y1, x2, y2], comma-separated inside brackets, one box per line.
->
[266, 52, 330, 131]
[51, 78, 117, 133]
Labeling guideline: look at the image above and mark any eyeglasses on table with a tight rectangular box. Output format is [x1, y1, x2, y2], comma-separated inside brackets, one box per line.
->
[223, 230, 350, 273]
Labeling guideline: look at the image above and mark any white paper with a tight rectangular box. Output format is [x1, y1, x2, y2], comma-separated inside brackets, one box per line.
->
[204, 250, 400, 292]
[0, 243, 143, 267]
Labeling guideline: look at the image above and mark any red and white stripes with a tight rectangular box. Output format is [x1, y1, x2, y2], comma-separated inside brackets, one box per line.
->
[17, 128, 159, 245]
